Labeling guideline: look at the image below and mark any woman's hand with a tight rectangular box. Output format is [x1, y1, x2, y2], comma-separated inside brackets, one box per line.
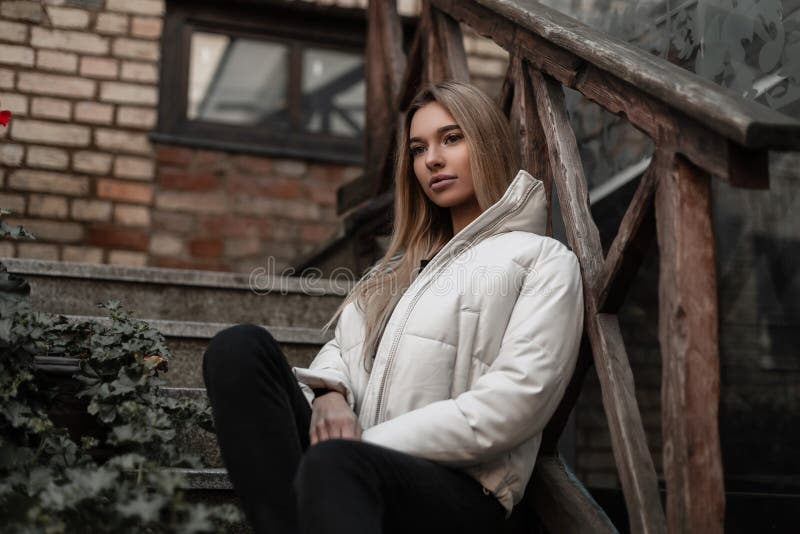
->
[310, 391, 362, 445]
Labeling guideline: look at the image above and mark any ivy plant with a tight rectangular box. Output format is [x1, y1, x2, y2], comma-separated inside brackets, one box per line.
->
[0, 215, 242, 533]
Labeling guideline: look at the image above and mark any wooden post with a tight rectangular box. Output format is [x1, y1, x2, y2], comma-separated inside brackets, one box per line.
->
[655, 150, 725, 534]
[421, 0, 470, 84]
[530, 68, 666, 534]
[509, 58, 552, 235]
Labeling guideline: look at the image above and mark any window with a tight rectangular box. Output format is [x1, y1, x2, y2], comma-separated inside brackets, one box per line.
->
[154, 1, 373, 163]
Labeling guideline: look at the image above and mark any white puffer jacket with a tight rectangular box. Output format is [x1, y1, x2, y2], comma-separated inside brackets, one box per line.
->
[293, 169, 584, 514]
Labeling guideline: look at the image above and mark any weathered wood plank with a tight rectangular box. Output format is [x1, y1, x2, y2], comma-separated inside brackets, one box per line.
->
[467, 0, 800, 149]
[530, 68, 666, 534]
[422, 2, 470, 84]
[396, 23, 424, 111]
[529, 455, 618, 534]
[655, 151, 725, 534]
[597, 157, 657, 313]
[509, 58, 552, 235]
[498, 60, 514, 116]
[575, 64, 769, 189]
[365, 0, 406, 197]
[528, 69, 602, 286]
[540, 336, 593, 454]
[432, 0, 583, 87]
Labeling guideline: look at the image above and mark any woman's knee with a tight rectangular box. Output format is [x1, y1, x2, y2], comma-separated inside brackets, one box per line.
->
[203, 323, 281, 384]
[294, 440, 373, 492]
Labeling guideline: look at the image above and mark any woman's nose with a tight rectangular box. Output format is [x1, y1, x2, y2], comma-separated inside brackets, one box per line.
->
[425, 145, 444, 170]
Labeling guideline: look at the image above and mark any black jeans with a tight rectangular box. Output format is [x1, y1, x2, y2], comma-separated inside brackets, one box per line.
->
[202, 323, 506, 534]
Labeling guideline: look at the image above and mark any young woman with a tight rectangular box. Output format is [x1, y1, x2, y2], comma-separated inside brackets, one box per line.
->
[202, 81, 584, 534]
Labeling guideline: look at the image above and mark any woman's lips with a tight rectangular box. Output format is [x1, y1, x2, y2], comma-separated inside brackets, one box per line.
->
[430, 177, 457, 191]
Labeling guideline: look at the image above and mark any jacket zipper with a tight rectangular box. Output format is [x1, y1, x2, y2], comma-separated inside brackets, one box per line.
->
[371, 184, 536, 426]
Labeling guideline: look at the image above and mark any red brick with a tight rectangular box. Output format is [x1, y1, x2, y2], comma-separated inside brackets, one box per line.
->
[74, 101, 113, 124]
[158, 169, 218, 191]
[189, 237, 223, 258]
[106, 0, 164, 16]
[97, 178, 153, 204]
[1, 2, 42, 23]
[28, 194, 68, 218]
[87, 223, 148, 250]
[120, 61, 157, 82]
[62, 245, 103, 263]
[199, 214, 270, 238]
[228, 174, 303, 199]
[80, 57, 119, 79]
[18, 242, 59, 260]
[0, 20, 28, 42]
[108, 249, 147, 266]
[11, 119, 90, 146]
[151, 210, 193, 233]
[306, 182, 337, 206]
[95, 13, 128, 35]
[300, 222, 336, 243]
[36, 50, 78, 73]
[18, 72, 95, 98]
[130, 16, 162, 39]
[156, 146, 193, 165]
[112, 37, 158, 61]
[0, 44, 34, 67]
[31, 97, 71, 120]
[113, 204, 150, 227]
[154, 256, 229, 272]
[31, 28, 109, 55]
[231, 154, 273, 175]
[46, 7, 90, 29]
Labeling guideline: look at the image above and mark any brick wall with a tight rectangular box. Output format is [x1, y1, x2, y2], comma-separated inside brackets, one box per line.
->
[150, 145, 360, 272]
[0, 0, 163, 266]
[0, 0, 509, 272]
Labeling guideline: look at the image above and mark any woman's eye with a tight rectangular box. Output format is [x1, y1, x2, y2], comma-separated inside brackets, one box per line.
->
[410, 146, 424, 156]
[445, 133, 462, 144]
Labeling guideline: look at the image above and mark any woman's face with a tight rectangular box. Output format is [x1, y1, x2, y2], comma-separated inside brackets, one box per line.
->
[409, 101, 476, 210]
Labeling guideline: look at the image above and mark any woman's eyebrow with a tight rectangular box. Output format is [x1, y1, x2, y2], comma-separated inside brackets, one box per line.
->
[408, 124, 461, 144]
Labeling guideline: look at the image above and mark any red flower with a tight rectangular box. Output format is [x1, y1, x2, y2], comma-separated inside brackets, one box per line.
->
[0, 109, 10, 127]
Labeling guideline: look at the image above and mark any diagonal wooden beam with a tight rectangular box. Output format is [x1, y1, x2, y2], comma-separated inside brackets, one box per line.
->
[422, 0, 470, 84]
[497, 59, 514, 116]
[508, 59, 552, 235]
[596, 157, 657, 313]
[529, 455, 618, 534]
[530, 67, 666, 534]
[365, 0, 406, 195]
[655, 150, 725, 534]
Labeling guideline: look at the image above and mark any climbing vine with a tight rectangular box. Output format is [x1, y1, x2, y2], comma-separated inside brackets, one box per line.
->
[0, 218, 241, 533]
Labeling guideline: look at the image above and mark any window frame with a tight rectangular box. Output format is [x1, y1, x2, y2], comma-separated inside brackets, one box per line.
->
[153, 0, 373, 164]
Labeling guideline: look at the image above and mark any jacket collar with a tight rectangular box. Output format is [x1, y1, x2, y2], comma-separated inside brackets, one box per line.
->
[425, 170, 547, 271]
[454, 169, 546, 242]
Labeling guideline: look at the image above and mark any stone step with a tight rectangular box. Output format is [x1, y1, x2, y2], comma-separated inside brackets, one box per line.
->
[63, 315, 330, 388]
[4, 259, 350, 328]
[167, 387, 224, 468]
[168, 468, 251, 534]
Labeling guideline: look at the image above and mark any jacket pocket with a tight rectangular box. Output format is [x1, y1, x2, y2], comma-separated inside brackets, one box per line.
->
[451, 309, 479, 397]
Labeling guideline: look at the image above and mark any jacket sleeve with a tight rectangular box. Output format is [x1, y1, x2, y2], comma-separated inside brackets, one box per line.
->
[292, 303, 358, 410]
[361, 248, 584, 466]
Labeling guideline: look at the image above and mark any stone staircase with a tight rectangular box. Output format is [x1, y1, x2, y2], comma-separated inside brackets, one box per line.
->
[5, 258, 349, 531]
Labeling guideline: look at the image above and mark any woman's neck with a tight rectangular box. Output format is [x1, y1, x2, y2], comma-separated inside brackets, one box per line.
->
[450, 196, 483, 236]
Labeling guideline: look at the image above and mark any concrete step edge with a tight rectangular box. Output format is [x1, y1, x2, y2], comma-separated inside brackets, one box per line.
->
[3, 258, 352, 296]
[62, 314, 333, 345]
[164, 468, 233, 491]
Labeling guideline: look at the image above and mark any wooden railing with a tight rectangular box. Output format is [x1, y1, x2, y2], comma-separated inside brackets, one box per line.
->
[346, 1, 800, 533]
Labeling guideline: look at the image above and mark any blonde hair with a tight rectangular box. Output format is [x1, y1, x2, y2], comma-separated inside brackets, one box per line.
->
[322, 81, 520, 371]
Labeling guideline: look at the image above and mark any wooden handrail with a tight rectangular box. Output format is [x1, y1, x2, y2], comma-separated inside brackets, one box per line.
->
[347, 2, 800, 533]
[468, 0, 800, 149]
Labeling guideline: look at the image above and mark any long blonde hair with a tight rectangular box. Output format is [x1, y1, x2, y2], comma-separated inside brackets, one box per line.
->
[322, 81, 520, 371]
